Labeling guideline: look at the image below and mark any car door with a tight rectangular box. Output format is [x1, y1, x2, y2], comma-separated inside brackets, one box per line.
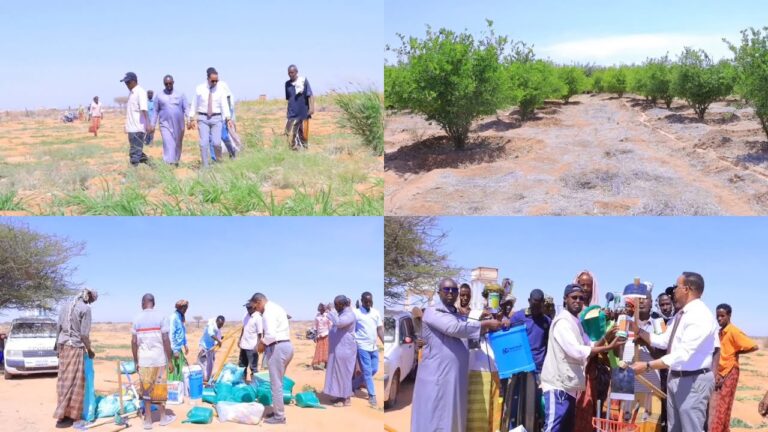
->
[398, 317, 415, 380]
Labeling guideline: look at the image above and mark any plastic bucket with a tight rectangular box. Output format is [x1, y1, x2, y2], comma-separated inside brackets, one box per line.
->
[188, 371, 203, 399]
[295, 391, 322, 408]
[182, 365, 202, 397]
[487, 325, 536, 378]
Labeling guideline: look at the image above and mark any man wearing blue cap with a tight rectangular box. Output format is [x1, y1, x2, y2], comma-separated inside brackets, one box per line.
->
[120, 72, 153, 166]
[540, 284, 624, 432]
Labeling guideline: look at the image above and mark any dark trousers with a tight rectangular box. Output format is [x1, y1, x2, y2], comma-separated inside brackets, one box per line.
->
[128, 132, 149, 165]
[238, 348, 259, 381]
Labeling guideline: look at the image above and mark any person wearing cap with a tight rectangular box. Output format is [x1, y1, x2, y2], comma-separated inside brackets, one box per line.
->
[708, 303, 758, 432]
[153, 75, 188, 166]
[631, 272, 720, 432]
[411, 278, 505, 432]
[168, 300, 189, 382]
[197, 315, 225, 384]
[53, 288, 98, 428]
[540, 284, 624, 432]
[120, 72, 153, 166]
[187, 67, 232, 168]
[238, 302, 263, 382]
[251, 293, 293, 425]
[285, 64, 314, 150]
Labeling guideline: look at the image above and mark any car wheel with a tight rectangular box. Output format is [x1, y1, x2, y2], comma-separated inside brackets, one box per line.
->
[384, 369, 400, 409]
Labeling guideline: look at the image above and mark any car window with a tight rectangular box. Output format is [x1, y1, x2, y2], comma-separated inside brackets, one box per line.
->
[384, 316, 396, 343]
[403, 318, 415, 339]
[10, 322, 58, 338]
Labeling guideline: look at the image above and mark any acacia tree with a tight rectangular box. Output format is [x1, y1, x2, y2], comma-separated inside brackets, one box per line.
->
[384, 217, 460, 308]
[726, 27, 768, 139]
[672, 48, 733, 120]
[193, 316, 204, 328]
[385, 21, 511, 150]
[0, 221, 85, 311]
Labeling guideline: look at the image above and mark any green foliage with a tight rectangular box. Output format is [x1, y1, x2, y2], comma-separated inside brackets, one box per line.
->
[0, 190, 24, 211]
[385, 22, 510, 149]
[384, 217, 460, 308]
[628, 56, 675, 107]
[0, 221, 85, 310]
[726, 27, 768, 138]
[672, 48, 733, 119]
[507, 60, 566, 119]
[590, 69, 606, 93]
[557, 66, 589, 103]
[603, 67, 628, 97]
[335, 89, 384, 155]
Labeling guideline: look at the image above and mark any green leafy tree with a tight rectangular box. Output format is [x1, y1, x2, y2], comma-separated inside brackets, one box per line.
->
[385, 21, 510, 149]
[603, 67, 628, 97]
[672, 48, 733, 120]
[384, 217, 460, 308]
[557, 66, 589, 103]
[726, 27, 768, 139]
[508, 60, 566, 119]
[0, 221, 85, 311]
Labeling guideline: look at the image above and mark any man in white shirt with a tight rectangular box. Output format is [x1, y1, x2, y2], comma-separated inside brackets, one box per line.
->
[250, 293, 293, 425]
[540, 284, 624, 432]
[119, 72, 152, 166]
[186, 67, 233, 168]
[632, 271, 719, 432]
[352, 291, 384, 407]
[131, 294, 176, 429]
[88, 96, 102, 137]
[238, 303, 263, 382]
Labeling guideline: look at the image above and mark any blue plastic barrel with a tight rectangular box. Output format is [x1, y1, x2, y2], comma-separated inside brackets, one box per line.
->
[488, 325, 536, 378]
[188, 371, 203, 399]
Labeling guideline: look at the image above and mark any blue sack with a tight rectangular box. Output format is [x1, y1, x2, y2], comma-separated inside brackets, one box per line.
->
[82, 353, 96, 421]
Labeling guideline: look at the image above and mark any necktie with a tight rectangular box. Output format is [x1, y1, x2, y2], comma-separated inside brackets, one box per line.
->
[207, 89, 213, 118]
[666, 310, 685, 354]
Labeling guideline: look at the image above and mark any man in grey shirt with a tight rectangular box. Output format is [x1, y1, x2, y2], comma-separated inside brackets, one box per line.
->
[53, 288, 98, 428]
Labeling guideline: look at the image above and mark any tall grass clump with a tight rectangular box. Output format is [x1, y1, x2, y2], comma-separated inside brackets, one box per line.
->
[335, 89, 384, 155]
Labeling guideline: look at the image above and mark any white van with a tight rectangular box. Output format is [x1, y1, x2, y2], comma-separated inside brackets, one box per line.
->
[383, 310, 418, 409]
[3, 317, 59, 379]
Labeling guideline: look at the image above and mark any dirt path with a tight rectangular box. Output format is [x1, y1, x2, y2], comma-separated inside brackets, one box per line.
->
[385, 94, 768, 215]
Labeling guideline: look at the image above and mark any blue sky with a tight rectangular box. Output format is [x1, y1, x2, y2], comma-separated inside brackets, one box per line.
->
[0, 0, 383, 110]
[386, 0, 767, 66]
[429, 217, 768, 336]
[1, 217, 383, 323]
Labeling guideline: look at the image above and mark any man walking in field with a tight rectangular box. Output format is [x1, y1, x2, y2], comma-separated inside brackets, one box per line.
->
[187, 67, 233, 168]
[88, 96, 102, 137]
[154, 75, 188, 166]
[53, 288, 98, 428]
[145, 90, 156, 146]
[285, 64, 314, 150]
[131, 293, 176, 429]
[120, 72, 153, 166]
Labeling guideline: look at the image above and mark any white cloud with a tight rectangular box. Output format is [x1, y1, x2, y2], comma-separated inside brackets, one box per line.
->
[539, 33, 737, 65]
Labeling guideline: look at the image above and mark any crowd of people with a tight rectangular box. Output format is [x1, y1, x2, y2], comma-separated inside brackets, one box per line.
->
[81, 64, 314, 168]
[408, 271, 763, 432]
[51, 289, 381, 429]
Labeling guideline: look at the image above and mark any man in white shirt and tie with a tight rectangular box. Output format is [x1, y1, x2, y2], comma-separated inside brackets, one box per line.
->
[187, 67, 233, 168]
[250, 292, 293, 425]
[632, 271, 719, 432]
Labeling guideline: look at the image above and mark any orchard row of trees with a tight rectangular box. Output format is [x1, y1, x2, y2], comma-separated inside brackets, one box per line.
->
[385, 23, 768, 149]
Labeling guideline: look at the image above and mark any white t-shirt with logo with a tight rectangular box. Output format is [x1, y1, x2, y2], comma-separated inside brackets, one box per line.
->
[131, 308, 170, 367]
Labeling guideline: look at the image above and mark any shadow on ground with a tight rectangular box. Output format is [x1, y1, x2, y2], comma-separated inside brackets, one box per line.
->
[385, 135, 510, 175]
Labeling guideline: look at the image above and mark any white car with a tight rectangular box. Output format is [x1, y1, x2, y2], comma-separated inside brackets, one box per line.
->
[383, 310, 418, 409]
[3, 317, 59, 379]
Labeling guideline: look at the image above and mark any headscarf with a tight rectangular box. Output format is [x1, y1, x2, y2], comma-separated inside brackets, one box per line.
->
[175, 299, 189, 309]
[80, 288, 98, 303]
[573, 270, 599, 307]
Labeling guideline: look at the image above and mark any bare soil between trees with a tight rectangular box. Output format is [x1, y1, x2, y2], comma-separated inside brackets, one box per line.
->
[384, 94, 768, 215]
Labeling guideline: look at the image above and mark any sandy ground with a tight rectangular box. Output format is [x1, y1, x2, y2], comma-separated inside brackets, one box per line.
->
[385, 94, 768, 215]
[0, 322, 383, 432]
[384, 337, 768, 432]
